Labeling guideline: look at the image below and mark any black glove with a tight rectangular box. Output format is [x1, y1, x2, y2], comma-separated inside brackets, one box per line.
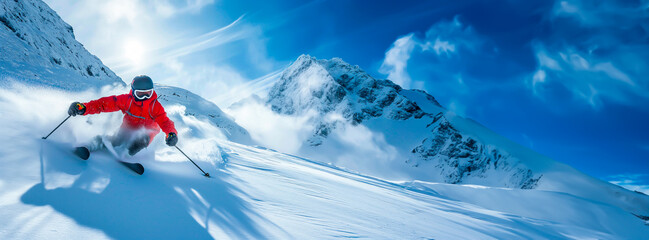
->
[68, 102, 86, 116]
[166, 132, 178, 146]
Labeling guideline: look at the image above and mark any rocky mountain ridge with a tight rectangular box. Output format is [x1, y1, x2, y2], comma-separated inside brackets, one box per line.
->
[264, 54, 543, 189]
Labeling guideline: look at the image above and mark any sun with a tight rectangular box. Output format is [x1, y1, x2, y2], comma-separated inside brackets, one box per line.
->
[123, 39, 145, 66]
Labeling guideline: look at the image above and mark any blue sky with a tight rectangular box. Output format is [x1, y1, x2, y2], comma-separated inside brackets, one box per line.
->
[45, 0, 648, 191]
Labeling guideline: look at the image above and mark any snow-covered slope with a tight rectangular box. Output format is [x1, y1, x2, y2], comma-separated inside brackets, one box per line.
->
[155, 85, 253, 145]
[0, 0, 122, 89]
[239, 54, 649, 218]
[0, 94, 647, 238]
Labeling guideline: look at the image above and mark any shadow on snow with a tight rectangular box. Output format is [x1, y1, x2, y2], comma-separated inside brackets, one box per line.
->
[20, 141, 268, 239]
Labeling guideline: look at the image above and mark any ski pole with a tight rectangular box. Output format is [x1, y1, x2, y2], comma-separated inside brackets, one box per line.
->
[42, 115, 71, 140]
[175, 146, 210, 178]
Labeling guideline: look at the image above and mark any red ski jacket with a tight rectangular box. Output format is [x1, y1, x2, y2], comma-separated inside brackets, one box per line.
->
[82, 90, 176, 142]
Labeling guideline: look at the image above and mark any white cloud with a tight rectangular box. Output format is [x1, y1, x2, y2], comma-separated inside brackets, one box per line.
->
[244, 26, 275, 73]
[556, 1, 580, 14]
[217, 70, 282, 107]
[432, 38, 456, 56]
[226, 100, 316, 154]
[531, 70, 546, 92]
[552, 0, 647, 28]
[227, 101, 403, 178]
[422, 16, 479, 55]
[327, 121, 400, 175]
[379, 16, 481, 91]
[378, 34, 417, 88]
[609, 181, 649, 195]
[101, 0, 142, 23]
[153, 1, 177, 17]
[158, 59, 249, 104]
[607, 174, 649, 195]
[531, 0, 649, 108]
[530, 44, 646, 108]
[155, 58, 280, 108]
[152, 0, 215, 17]
[592, 62, 634, 86]
[536, 51, 561, 71]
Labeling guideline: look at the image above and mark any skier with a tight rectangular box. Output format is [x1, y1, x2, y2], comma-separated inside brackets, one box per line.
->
[68, 75, 178, 159]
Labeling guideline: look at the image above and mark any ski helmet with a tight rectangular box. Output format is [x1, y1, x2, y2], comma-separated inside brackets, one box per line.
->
[131, 75, 154, 100]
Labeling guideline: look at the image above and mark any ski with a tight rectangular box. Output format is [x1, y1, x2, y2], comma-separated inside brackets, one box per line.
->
[72, 144, 145, 175]
[101, 136, 145, 175]
[73, 146, 90, 160]
[118, 161, 145, 175]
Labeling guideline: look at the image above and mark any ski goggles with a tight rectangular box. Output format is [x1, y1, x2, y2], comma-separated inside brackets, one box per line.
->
[134, 89, 153, 100]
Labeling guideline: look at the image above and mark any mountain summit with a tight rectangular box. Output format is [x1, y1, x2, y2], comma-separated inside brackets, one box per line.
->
[266, 54, 542, 188]
[262, 54, 649, 216]
[268, 55, 436, 122]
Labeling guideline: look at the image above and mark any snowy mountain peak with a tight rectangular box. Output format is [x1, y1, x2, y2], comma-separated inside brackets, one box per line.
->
[268, 55, 436, 124]
[0, 0, 122, 89]
[257, 55, 649, 220]
[265, 55, 544, 189]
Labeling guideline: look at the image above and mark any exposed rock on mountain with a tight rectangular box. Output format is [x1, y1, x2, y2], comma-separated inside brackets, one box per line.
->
[0, 0, 122, 89]
[265, 54, 541, 189]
